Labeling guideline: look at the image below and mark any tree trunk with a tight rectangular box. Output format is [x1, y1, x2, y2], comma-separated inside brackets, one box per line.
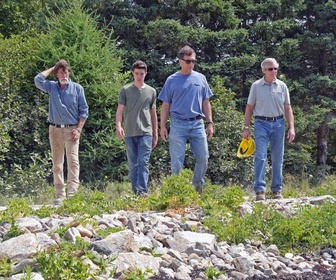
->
[316, 111, 335, 179]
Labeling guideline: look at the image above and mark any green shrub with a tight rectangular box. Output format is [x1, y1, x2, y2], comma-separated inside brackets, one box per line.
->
[144, 169, 201, 211]
[204, 198, 336, 254]
[36, 241, 92, 280]
[0, 258, 13, 277]
[123, 267, 155, 280]
[205, 266, 225, 280]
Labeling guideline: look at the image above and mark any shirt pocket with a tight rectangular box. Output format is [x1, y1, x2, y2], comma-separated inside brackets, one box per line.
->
[275, 91, 285, 103]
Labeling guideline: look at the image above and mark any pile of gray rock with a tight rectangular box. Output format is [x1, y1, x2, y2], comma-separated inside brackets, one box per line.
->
[0, 195, 335, 280]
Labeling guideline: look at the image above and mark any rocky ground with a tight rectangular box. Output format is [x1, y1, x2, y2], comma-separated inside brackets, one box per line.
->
[249, 266, 336, 280]
[1, 195, 336, 280]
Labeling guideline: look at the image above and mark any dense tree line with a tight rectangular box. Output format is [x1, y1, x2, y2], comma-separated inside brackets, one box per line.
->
[0, 0, 335, 196]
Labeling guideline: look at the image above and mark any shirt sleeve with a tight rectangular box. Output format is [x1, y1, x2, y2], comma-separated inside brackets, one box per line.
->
[77, 85, 89, 119]
[158, 78, 172, 103]
[34, 73, 51, 93]
[118, 87, 127, 105]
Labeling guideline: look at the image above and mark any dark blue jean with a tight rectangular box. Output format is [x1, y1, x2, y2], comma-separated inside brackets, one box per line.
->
[125, 135, 152, 195]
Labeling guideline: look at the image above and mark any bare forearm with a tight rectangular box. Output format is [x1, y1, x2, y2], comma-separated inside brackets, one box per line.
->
[77, 118, 86, 130]
[150, 109, 158, 136]
[115, 104, 124, 129]
[202, 99, 213, 122]
[285, 105, 295, 130]
[160, 102, 170, 128]
[244, 105, 254, 127]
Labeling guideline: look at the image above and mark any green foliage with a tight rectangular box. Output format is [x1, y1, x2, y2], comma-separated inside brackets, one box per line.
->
[0, 154, 51, 198]
[148, 140, 171, 183]
[0, 0, 42, 37]
[22, 266, 34, 280]
[201, 185, 246, 214]
[123, 267, 155, 280]
[52, 190, 116, 217]
[1, 198, 34, 220]
[36, 239, 100, 280]
[207, 76, 254, 187]
[312, 175, 336, 197]
[0, 34, 50, 193]
[144, 169, 201, 211]
[204, 197, 336, 255]
[2, 220, 24, 241]
[0, 258, 13, 277]
[0, 198, 30, 241]
[96, 227, 124, 239]
[205, 266, 225, 280]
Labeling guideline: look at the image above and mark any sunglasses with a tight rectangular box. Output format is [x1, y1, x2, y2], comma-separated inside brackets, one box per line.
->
[181, 58, 197, 64]
[266, 68, 278, 71]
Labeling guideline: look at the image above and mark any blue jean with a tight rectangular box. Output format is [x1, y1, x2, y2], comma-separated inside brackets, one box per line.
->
[125, 135, 152, 195]
[254, 118, 285, 193]
[169, 118, 208, 191]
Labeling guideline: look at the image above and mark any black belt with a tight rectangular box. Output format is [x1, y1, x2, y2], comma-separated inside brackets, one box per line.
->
[255, 116, 283, 122]
[49, 123, 77, 128]
[183, 115, 203, 121]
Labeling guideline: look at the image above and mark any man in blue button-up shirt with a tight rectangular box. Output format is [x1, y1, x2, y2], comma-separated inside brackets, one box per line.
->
[34, 59, 89, 205]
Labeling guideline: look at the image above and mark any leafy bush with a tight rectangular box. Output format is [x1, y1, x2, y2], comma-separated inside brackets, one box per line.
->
[0, 153, 51, 198]
[144, 169, 201, 211]
[0, 258, 13, 277]
[36, 239, 100, 280]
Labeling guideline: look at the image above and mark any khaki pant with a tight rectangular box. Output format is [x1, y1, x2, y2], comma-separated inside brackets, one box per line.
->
[49, 125, 80, 199]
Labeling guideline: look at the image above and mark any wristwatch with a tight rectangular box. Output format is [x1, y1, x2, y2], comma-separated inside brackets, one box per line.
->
[76, 127, 82, 133]
[206, 121, 214, 125]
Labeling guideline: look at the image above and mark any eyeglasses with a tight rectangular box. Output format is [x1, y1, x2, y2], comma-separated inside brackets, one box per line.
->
[266, 68, 278, 71]
[181, 58, 197, 64]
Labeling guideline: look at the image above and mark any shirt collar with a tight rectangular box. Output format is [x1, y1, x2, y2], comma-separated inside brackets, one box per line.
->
[262, 76, 278, 86]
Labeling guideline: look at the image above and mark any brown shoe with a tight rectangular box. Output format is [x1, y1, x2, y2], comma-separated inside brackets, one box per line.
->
[273, 192, 283, 199]
[255, 191, 265, 201]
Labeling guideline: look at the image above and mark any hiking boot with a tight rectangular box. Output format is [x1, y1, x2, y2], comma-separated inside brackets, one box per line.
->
[255, 191, 265, 201]
[273, 192, 283, 199]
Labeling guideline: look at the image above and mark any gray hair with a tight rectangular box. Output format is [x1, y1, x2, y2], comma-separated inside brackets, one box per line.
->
[261, 58, 279, 69]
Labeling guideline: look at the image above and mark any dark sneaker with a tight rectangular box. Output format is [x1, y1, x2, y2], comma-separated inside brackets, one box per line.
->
[273, 192, 283, 199]
[255, 191, 265, 201]
[53, 198, 64, 206]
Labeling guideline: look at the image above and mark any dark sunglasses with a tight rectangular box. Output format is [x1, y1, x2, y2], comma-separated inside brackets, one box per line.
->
[267, 67, 278, 71]
[181, 58, 197, 64]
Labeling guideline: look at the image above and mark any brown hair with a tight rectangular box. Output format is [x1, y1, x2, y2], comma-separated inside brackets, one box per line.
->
[53, 59, 71, 76]
[177, 45, 196, 59]
[131, 60, 147, 72]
